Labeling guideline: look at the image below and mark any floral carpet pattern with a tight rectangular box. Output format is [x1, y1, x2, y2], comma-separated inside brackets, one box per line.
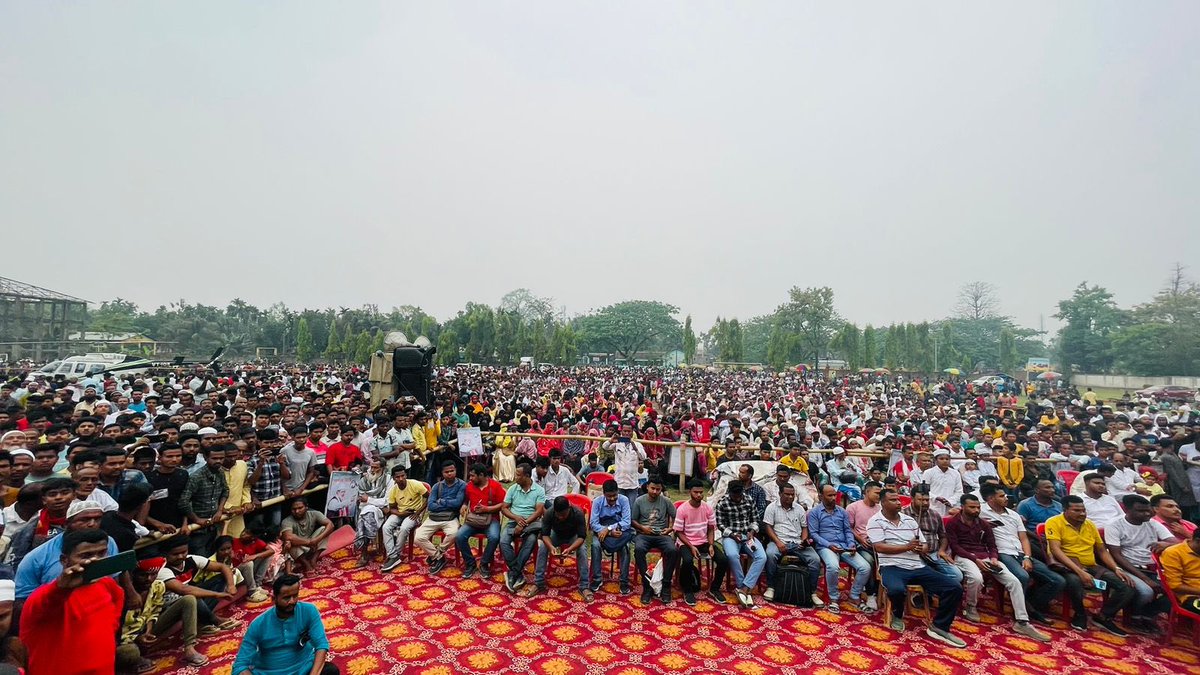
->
[153, 547, 1199, 675]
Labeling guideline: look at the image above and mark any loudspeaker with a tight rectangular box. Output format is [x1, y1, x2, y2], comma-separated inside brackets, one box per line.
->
[392, 345, 436, 407]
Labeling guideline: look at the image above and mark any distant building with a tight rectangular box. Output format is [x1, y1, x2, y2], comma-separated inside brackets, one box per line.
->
[68, 332, 163, 354]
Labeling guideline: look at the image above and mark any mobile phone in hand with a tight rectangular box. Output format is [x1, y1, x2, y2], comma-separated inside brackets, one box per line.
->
[83, 551, 137, 583]
[1092, 578, 1107, 591]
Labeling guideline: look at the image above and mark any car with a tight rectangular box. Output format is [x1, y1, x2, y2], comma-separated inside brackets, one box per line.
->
[1134, 384, 1196, 401]
[972, 375, 1012, 387]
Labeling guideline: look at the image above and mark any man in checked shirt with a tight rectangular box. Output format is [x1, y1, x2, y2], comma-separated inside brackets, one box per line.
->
[716, 481, 767, 608]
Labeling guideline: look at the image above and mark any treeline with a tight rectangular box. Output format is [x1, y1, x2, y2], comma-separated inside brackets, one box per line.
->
[85, 267, 1197, 376]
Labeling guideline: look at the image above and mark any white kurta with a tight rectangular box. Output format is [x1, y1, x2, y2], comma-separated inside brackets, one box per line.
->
[925, 466, 964, 516]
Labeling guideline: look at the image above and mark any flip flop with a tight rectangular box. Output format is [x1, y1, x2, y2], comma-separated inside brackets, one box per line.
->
[216, 618, 243, 631]
[136, 658, 156, 673]
[184, 653, 210, 666]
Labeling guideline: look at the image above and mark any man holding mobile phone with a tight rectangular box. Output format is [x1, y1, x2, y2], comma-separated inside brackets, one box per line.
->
[946, 494, 1050, 641]
[1045, 495, 1136, 635]
[20, 528, 124, 675]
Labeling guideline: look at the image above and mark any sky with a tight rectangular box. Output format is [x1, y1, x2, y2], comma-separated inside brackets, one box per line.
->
[2, 2, 1197, 335]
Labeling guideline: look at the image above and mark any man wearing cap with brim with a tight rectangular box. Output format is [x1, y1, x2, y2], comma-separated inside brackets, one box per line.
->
[14, 499, 118, 602]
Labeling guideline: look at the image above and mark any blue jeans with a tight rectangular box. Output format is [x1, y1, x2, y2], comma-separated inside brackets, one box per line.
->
[722, 537, 767, 590]
[500, 522, 540, 581]
[590, 527, 635, 584]
[765, 542, 821, 591]
[534, 531, 589, 591]
[816, 547, 871, 602]
[456, 518, 501, 570]
[997, 553, 1065, 615]
[880, 564, 964, 631]
[928, 557, 965, 584]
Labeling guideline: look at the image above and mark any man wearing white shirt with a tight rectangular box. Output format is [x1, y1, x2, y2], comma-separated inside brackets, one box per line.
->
[1107, 454, 1148, 498]
[602, 423, 647, 505]
[924, 450, 964, 517]
[534, 452, 578, 506]
[1080, 472, 1125, 527]
[980, 485, 1063, 625]
[1103, 494, 1176, 633]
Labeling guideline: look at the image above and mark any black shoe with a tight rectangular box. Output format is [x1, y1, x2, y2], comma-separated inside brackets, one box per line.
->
[641, 588, 654, 605]
[1070, 616, 1088, 633]
[590, 578, 603, 593]
[684, 592, 697, 606]
[708, 588, 727, 604]
[1092, 614, 1128, 637]
[660, 588, 672, 605]
[429, 557, 447, 574]
[462, 564, 477, 580]
[504, 574, 516, 593]
[620, 581, 631, 595]
[513, 576, 527, 592]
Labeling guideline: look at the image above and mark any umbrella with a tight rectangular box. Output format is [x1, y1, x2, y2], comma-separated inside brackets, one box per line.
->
[1037, 371, 1062, 380]
[858, 368, 875, 374]
[874, 368, 891, 374]
[943, 368, 961, 376]
[795, 364, 808, 373]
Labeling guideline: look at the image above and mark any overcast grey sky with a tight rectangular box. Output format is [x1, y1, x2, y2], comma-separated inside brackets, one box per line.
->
[2, 2, 1196, 333]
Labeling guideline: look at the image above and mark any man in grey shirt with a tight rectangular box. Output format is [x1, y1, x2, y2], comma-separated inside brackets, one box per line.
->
[281, 425, 318, 497]
[631, 476, 678, 605]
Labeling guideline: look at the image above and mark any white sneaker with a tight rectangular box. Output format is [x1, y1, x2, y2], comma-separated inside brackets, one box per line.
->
[810, 592, 825, 607]
[764, 587, 775, 601]
[865, 594, 878, 611]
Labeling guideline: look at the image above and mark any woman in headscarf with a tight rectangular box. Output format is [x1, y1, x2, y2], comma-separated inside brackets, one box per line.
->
[494, 424, 517, 482]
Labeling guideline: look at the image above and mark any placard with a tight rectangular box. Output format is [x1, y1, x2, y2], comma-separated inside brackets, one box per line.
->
[325, 471, 360, 520]
[457, 427, 484, 458]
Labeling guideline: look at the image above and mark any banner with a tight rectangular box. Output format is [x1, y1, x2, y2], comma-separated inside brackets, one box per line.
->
[457, 427, 484, 458]
[325, 471, 360, 520]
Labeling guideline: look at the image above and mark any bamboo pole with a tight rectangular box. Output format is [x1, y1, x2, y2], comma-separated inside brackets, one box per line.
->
[132, 484, 329, 551]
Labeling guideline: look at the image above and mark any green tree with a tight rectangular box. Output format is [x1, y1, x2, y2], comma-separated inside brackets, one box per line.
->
[324, 320, 342, 361]
[437, 329, 459, 365]
[87, 298, 141, 334]
[296, 317, 315, 362]
[998, 328, 1018, 373]
[576, 300, 681, 362]
[352, 330, 373, 364]
[1054, 283, 1125, 373]
[861, 325, 878, 368]
[682, 315, 697, 364]
[773, 286, 841, 367]
[830, 323, 861, 370]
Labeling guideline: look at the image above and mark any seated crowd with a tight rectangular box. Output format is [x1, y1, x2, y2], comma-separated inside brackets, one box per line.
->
[0, 364, 1198, 672]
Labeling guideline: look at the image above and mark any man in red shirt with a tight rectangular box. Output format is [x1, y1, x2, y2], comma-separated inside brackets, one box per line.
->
[21, 528, 124, 675]
[326, 427, 364, 471]
[456, 463, 507, 578]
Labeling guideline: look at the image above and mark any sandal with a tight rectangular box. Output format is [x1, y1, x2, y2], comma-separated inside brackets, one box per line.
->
[216, 618, 243, 632]
[136, 658, 156, 673]
[198, 625, 221, 637]
[184, 652, 210, 666]
[582, 590, 594, 603]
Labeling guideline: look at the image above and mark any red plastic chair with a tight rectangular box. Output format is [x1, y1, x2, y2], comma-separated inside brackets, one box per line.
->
[1154, 550, 1200, 647]
[586, 472, 615, 489]
[539, 494, 595, 584]
[1056, 470, 1079, 492]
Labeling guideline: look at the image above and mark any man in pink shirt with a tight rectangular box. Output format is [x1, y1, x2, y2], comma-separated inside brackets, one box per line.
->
[1152, 494, 1198, 540]
[845, 481, 883, 610]
[673, 480, 728, 606]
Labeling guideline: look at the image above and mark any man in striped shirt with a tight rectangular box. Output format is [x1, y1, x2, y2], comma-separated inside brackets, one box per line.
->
[868, 487, 966, 648]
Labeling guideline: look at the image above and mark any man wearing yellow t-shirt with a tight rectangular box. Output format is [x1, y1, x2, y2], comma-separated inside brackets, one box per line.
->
[1044, 496, 1135, 634]
[1159, 531, 1200, 614]
[381, 465, 428, 572]
[780, 445, 810, 474]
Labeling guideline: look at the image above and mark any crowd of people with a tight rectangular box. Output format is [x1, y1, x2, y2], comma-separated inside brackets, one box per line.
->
[0, 361, 1198, 672]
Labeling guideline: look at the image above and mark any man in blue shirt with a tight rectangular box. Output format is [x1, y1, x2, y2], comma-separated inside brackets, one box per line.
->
[499, 464, 546, 593]
[806, 484, 871, 612]
[15, 500, 119, 601]
[590, 479, 634, 595]
[232, 573, 337, 675]
[1017, 479, 1064, 534]
[414, 461, 466, 574]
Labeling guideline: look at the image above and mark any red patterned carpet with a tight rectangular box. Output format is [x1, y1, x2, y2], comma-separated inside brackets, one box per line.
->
[151, 546, 1199, 675]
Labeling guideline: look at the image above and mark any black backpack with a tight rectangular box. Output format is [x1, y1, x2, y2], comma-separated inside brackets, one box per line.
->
[772, 556, 814, 607]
